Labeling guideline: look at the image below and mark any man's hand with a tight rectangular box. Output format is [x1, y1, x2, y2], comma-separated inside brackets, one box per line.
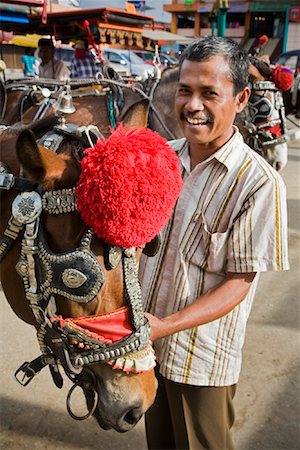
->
[144, 272, 256, 342]
[145, 313, 168, 342]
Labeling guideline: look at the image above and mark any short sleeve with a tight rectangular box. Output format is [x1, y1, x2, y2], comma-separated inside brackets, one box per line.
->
[227, 173, 289, 273]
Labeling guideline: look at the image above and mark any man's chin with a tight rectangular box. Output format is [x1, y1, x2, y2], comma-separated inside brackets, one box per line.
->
[184, 128, 211, 145]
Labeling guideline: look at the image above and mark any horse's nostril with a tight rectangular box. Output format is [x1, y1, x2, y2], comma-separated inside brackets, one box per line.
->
[123, 406, 143, 426]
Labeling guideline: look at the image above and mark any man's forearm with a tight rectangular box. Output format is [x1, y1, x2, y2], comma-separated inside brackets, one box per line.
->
[146, 272, 256, 341]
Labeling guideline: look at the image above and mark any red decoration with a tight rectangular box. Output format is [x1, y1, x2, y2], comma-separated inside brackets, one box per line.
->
[271, 65, 294, 91]
[53, 306, 132, 344]
[76, 124, 183, 248]
[268, 124, 282, 138]
[258, 35, 268, 47]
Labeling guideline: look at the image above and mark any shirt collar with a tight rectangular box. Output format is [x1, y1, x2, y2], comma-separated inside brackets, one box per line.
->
[211, 126, 243, 171]
[176, 126, 243, 174]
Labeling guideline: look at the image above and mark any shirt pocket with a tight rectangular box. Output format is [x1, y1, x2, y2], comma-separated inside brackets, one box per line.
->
[180, 212, 230, 274]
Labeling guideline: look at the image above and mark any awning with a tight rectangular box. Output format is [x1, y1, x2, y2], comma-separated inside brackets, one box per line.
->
[11, 33, 42, 47]
[142, 29, 193, 43]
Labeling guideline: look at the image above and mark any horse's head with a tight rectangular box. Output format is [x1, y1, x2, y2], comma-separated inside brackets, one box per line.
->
[240, 56, 290, 171]
[0, 124, 182, 432]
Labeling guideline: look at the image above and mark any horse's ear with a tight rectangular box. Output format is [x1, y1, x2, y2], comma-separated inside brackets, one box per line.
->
[16, 129, 67, 186]
[16, 129, 46, 182]
[143, 234, 161, 257]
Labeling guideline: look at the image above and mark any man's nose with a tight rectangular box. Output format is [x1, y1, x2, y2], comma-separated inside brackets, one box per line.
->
[185, 95, 204, 112]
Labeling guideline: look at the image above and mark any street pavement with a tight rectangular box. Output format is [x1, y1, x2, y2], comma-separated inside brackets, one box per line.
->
[0, 132, 299, 450]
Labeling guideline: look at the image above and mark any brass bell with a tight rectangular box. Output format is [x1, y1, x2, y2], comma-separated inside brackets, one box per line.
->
[55, 86, 76, 115]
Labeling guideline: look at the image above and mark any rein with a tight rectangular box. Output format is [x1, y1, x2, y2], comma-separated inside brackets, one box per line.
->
[0, 125, 154, 419]
[97, 75, 177, 140]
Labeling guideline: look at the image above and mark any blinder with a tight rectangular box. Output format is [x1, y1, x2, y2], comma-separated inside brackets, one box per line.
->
[16, 227, 105, 304]
[248, 94, 274, 122]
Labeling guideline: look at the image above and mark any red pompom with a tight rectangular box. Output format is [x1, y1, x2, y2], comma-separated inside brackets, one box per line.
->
[271, 65, 294, 91]
[258, 35, 268, 47]
[76, 124, 183, 248]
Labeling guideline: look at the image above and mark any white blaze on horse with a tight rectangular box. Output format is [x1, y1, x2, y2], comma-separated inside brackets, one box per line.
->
[0, 123, 182, 432]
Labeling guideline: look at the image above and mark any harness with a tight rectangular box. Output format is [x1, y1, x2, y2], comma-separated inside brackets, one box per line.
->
[0, 124, 154, 420]
[243, 80, 287, 152]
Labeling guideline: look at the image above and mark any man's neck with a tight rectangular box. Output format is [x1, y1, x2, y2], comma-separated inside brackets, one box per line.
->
[189, 129, 235, 170]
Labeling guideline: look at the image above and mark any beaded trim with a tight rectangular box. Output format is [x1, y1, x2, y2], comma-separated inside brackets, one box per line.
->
[42, 188, 76, 214]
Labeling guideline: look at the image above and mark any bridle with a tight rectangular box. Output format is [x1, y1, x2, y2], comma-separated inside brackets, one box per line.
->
[242, 79, 287, 153]
[0, 124, 154, 419]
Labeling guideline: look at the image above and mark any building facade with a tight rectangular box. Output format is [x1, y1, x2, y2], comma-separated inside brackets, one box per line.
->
[163, 0, 300, 59]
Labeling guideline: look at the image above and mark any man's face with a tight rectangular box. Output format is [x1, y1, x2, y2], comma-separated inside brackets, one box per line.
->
[38, 45, 53, 65]
[175, 55, 249, 151]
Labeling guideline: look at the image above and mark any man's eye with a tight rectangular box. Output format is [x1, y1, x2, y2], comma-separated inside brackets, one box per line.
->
[177, 87, 189, 94]
[204, 91, 218, 97]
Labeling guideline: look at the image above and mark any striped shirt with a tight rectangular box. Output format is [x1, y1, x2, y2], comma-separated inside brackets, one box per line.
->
[140, 128, 289, 386]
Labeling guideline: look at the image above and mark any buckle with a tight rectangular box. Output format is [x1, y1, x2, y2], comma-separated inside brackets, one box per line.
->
[15, 361, 37, 386]
[14, 355, 49, 386]
[0, 173, 14, 190]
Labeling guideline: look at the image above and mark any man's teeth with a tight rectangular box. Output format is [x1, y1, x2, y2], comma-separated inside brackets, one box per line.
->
[186, 117, 208, 125]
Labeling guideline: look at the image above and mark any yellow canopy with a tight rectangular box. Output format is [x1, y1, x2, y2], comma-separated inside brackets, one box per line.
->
[11, 33, 43, 48]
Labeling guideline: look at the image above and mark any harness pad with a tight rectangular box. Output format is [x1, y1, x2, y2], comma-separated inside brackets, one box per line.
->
[17, 229, 104, 304]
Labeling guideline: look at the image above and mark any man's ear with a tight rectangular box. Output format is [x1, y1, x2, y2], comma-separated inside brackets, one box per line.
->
[236, 86, 251, 113]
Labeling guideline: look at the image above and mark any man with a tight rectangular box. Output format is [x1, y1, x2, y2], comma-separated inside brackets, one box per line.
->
[70, 40, 98, 78]
[140, 36, 289, 450]
[38, 38, 70, 81]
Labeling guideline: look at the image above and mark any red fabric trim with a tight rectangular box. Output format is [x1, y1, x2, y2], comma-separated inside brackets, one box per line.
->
[53, 306, 133, 343]
[268, 124, 282, 138]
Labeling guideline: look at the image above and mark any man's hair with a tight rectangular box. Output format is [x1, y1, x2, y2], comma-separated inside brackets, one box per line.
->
[38, 38, 54, 49]
[179, 36, 249, 95]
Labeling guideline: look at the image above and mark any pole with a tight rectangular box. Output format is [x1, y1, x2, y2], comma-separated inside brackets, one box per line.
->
[217, 2, 228, 37]
[282, 6, 290, 53]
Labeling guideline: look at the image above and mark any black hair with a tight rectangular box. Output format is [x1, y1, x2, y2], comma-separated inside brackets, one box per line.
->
[25, 47, 34, 56]
[38, 38, 54, 49]
[179, 36, 249, 95]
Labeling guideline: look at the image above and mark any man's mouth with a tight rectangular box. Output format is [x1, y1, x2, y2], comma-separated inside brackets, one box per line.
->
[184, 115, 211, 126]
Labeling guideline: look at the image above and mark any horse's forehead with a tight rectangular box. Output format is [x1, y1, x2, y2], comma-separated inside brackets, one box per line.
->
[249, 64, 265, 81]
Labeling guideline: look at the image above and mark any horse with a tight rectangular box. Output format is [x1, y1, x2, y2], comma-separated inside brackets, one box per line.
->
[0, 66, 149, 134]
[0, 77, 183, 432]
[143, 59, 289, 171]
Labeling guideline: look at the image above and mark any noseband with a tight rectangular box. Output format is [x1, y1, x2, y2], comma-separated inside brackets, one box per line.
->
[0, 126, 154, 418]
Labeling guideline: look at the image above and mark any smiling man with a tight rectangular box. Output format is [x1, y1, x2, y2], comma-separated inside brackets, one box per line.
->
[140, 36, 289, 450]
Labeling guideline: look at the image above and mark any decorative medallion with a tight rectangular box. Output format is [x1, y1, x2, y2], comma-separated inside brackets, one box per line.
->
[108, 246, 122, 269]
[12, 192, 42, 224]
[62, 268, 88, 289]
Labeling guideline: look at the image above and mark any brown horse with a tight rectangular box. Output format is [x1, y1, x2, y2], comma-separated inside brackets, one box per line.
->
[144, 61, 289, 171]
[0, 101, 160, 432]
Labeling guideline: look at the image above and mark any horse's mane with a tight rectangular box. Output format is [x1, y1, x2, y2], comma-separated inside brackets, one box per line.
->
[249, 55, 272, 79]
[159, 66, 179, 86]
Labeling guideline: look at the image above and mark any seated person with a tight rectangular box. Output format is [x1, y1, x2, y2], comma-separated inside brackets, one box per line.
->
[71, 40, 98, 78]
[38, 38, 70, 81]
